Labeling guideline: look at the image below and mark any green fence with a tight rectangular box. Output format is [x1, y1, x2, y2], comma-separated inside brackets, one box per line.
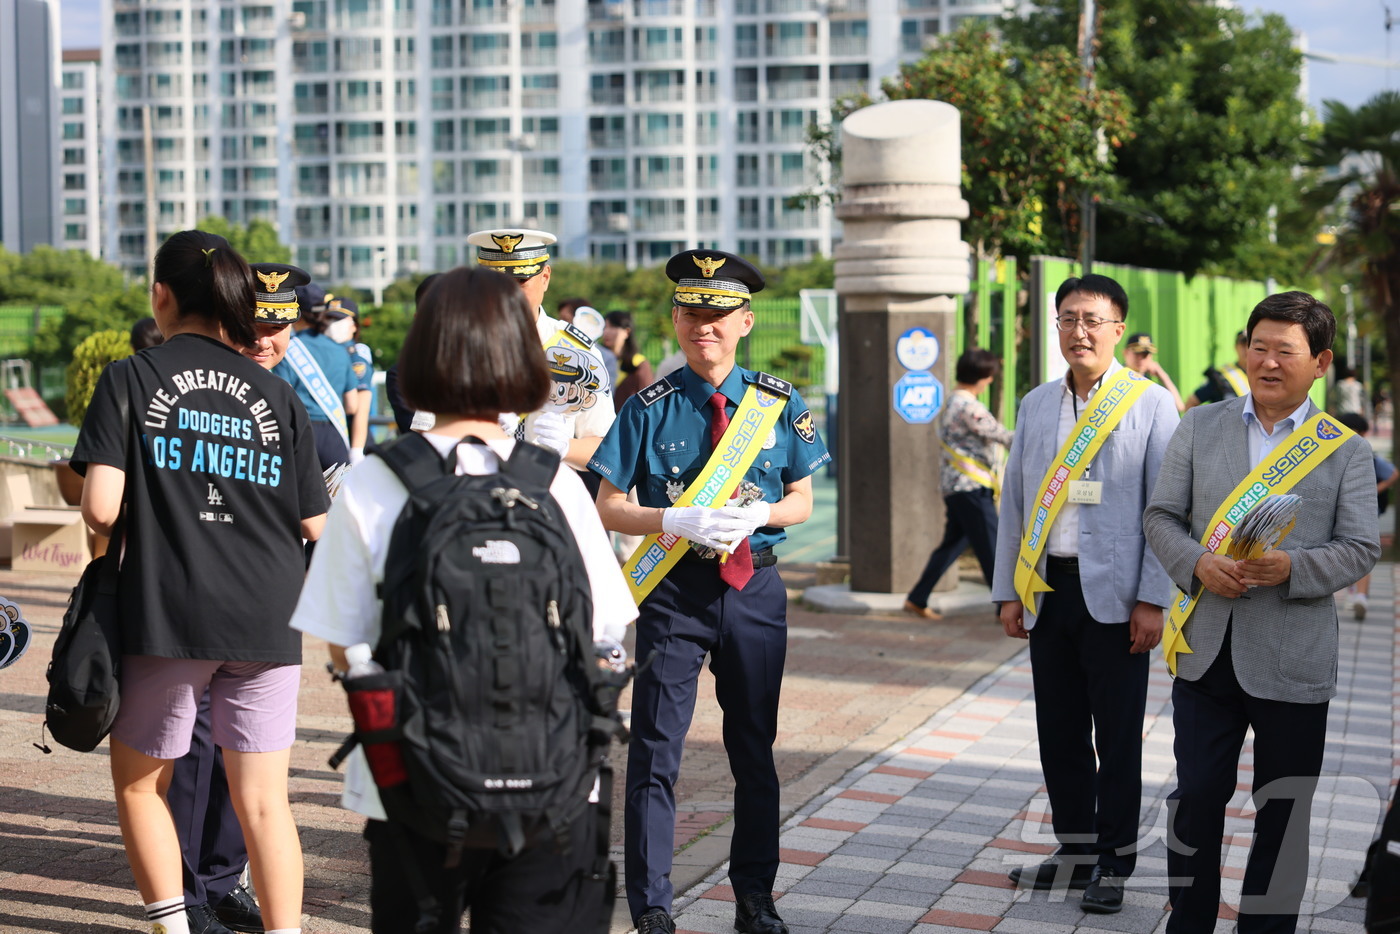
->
[0, 305, 64, 358]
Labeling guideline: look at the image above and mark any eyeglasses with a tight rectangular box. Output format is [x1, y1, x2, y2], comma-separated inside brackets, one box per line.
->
[1055, 315, 1122, 333]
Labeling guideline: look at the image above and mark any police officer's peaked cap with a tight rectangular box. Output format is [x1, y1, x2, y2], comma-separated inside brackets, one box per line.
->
[467, 227, 557, 280]
[293, 282, 327, 317]
[666, 250, 764, 310]
[325, 296, 359, 321]
[250, 263, 311, 325]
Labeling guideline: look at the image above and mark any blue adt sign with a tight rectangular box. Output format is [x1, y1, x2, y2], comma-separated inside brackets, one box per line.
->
[893, 370, 944, 424]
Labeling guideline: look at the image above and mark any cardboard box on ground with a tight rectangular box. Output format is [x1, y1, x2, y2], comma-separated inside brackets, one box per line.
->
[4, 474, 90, 573]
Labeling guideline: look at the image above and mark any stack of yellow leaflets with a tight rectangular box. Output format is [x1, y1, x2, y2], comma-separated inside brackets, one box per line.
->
[1226, 493, 1301, 561]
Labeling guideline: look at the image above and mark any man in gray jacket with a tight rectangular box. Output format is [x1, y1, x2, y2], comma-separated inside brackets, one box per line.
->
[992, 274, 1179, 913]
[1143, 291, 1379, 934]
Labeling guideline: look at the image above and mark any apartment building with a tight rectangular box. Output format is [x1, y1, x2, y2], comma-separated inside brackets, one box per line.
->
[1, 0, 61, 255]
[60, 49, 105, 258]
[102, 0, 1015, 288]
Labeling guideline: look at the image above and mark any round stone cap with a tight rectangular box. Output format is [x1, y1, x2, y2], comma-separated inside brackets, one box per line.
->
[841, 100, 961, 187]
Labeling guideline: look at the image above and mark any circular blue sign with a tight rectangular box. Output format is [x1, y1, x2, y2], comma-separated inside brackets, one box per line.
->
[895, 327, 940, 372]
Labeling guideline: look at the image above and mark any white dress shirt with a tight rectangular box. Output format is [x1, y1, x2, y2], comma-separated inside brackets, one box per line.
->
[1241, 394, 1313, 469]
[1046, 361, 1124, 558]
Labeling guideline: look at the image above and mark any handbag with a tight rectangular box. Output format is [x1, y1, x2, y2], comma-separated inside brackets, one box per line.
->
[39, 359, 130, 754]
[42, 532, 123, 752]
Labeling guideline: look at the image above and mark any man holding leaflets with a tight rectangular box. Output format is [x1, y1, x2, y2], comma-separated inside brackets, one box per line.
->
[465, 228, 614, 477]
[589, 250, 830, 934]
[991, 274, 1179, 913]
[1143, 291, 1379, 933]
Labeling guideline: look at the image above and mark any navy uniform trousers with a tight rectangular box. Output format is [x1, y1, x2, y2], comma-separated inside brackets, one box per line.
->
[625, 557, 787, 921]
[170, 690, 248, 909]
[1028, 560, 1149, 877]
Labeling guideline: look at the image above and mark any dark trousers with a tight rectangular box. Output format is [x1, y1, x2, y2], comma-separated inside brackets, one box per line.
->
[624, 560, 787, 921]
[170, 690, 248, 908]
[1027, 562, 1149, 876]
[310, 419, 350, 471]
[1166, 632, 1329, 934]
[365, 805, 606, 934]
[907, 488, 998, 606]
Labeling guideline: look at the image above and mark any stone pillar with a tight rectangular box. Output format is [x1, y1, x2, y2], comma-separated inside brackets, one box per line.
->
[834, 100, 970, 595]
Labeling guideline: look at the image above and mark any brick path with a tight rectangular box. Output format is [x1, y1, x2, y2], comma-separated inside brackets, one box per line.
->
[664, 568, 1397, 934]
[0, 563, 1020, 932]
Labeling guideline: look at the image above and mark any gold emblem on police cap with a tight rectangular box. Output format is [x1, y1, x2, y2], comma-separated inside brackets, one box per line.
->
[256, 269, 289, 292]
[692, 255, 726, 278]
[492, 233, 524, 253]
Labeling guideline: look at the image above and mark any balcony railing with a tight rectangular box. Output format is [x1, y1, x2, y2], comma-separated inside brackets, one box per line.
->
[634, 171, 683, 189]
[589, 130, 625, 148]
[636, 85, 685, 103]
[735, 39, 757, 58]
[695, 170, 719, 187]
[589, 46, 625, 63]
[589, 173, 627, 190]
[464, 132, 509, 150]
[634, 213, 684, 232]
[735, 82, 758, 101]
[395, 134, 417, 153]
[765, 0, 818, 11]
[830, 79, 866, 98]
[296, 55, 329, 72]
[337, 54, 384, 70]
[736, 169, 759, 186]
[521, 90, 557, 107]
[590, 87, 625, 105]
[340, 219, 387, 237]
[634, 127, 684, 146]
[463, 6, 509, 24]
[468, 48, 510, 66]
[336, 10, 383, 28]
[769, 168, 810, 186]
[767, 79, 819, 100]
[468, 90, 510, 108]
[766, 37, 818, 56]
[339, 178, 388, 195]
[829, 35, 868, 55]
[695, 126, 719, 145]
[298, 179, 330, 195]
[521, 48, 556, 66]
[768, 125, 809, 144]
[394, 52, 415, 69]
[338, 137, 385, 154]
[295, 97, 330, 113]
[587, 1, 624, 20]
[520, 4, 555, 23]
[296, 221, 332, 238]
[522, 172, 560, 192]
[634, 43, 682, 62]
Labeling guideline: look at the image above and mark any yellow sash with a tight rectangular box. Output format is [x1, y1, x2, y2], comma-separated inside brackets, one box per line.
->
[622, 383, 789, 605]
[1013, 371, 1154, 610]
[941, 441, 1000, 498]
[1161, 412, 1355, 674]
[1221, 365, 1249, 398]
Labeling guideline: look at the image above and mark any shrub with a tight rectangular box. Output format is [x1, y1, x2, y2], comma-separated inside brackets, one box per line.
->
[67, 330, 133, 427]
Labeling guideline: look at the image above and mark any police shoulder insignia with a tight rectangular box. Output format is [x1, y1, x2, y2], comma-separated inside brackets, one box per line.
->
[755, 372, 792, 398]
[639, 378, 675, 406]
[562, 322, 594, 349]
[794, 409, 816, 444]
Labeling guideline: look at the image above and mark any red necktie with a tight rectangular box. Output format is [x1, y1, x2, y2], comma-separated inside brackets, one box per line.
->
[710, 391, 754, 590]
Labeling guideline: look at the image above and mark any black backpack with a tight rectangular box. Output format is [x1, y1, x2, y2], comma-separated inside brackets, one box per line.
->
[333, 432, 620, 861]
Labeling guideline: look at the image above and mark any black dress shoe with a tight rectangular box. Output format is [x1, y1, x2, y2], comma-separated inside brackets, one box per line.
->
[213, 883, 264, 933]
[1081, 867, 1125, 914]
[187, 902, 235, 934]
[734, 893, 788, 934]
[1007, 856, 1095, 890]
[636, 908, 676, 934]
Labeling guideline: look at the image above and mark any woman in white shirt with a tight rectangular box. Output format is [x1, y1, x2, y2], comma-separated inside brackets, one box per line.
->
[290, 266, 636, 934]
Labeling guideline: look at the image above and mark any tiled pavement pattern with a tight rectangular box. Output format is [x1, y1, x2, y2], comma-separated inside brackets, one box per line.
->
[664, 567, 1397, 934]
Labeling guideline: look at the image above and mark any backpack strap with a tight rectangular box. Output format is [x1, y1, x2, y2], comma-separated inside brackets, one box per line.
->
[371, 431, 457, 494]
[500, 440, 561, 492]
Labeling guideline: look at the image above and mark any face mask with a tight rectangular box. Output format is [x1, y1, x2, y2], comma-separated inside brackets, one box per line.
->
[326, 317, 355, 344]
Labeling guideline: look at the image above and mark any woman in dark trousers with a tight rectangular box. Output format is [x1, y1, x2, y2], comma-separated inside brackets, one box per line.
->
[905, 348, 1012, 619]
[73, 230, 328, 934]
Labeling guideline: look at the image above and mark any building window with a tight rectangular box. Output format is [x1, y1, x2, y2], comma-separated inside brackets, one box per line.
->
[64, 198, 87, 215]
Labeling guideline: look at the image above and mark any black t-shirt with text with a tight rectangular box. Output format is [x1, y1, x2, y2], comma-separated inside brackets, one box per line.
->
[72, 333, 329, 663]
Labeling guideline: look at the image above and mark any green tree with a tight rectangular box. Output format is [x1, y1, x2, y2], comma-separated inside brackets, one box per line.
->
[806, 24, 1131, 261]
[194, 216, 292, 263]
[1009, 0, 1312, 279]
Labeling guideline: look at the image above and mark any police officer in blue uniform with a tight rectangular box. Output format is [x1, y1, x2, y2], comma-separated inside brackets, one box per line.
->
[590, 250, 831, 934]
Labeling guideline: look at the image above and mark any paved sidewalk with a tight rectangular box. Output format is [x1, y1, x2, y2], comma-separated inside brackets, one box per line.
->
[663, 569, 1396, 934]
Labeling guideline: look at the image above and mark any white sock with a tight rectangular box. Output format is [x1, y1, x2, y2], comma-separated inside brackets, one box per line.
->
[145, 897, 189, 934]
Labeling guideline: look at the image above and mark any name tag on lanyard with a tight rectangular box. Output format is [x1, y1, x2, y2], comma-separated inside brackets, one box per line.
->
[1067, 480, 1103, 504]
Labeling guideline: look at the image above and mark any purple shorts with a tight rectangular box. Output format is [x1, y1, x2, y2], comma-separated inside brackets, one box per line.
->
[111, 655, 301, 759]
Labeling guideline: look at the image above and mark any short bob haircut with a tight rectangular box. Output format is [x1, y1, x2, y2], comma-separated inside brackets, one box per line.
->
[1246, 291, 1336, 358]
[955, 348, 1001, 384]
[1054, 273, 1130, 321]
[397, 266, 551, 417]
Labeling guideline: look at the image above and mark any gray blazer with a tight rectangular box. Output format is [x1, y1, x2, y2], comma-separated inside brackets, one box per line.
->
[991, 368, 1179, 626]
[1142, 396, 1380, 703]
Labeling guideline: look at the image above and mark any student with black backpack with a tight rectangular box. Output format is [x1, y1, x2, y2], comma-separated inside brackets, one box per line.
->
[290, 266, 636, 934]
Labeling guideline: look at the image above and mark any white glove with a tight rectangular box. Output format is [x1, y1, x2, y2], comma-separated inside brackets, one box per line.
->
[661, 506, 754, 553]
[717, 502, 770, 538]
[348, 447, 365, 466]
[497, 412, 522, 436]
[529, 411, 572, 458]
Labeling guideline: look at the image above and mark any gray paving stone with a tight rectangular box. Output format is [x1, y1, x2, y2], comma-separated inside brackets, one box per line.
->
[827, 913, 916, 934]
[787, 878, 873, 900]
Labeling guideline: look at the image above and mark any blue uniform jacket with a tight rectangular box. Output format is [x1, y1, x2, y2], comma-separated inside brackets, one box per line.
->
[272, 331, 358, 425]
[588, 365, 831, 553]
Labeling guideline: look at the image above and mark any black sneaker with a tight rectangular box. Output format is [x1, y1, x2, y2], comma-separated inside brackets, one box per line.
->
[636, 908, 676, 934]
[734, 893, 788, 934]
[212, 883, 264, 934]
[1008, 855, 1095, 890]
[187, 902, 235, 934]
